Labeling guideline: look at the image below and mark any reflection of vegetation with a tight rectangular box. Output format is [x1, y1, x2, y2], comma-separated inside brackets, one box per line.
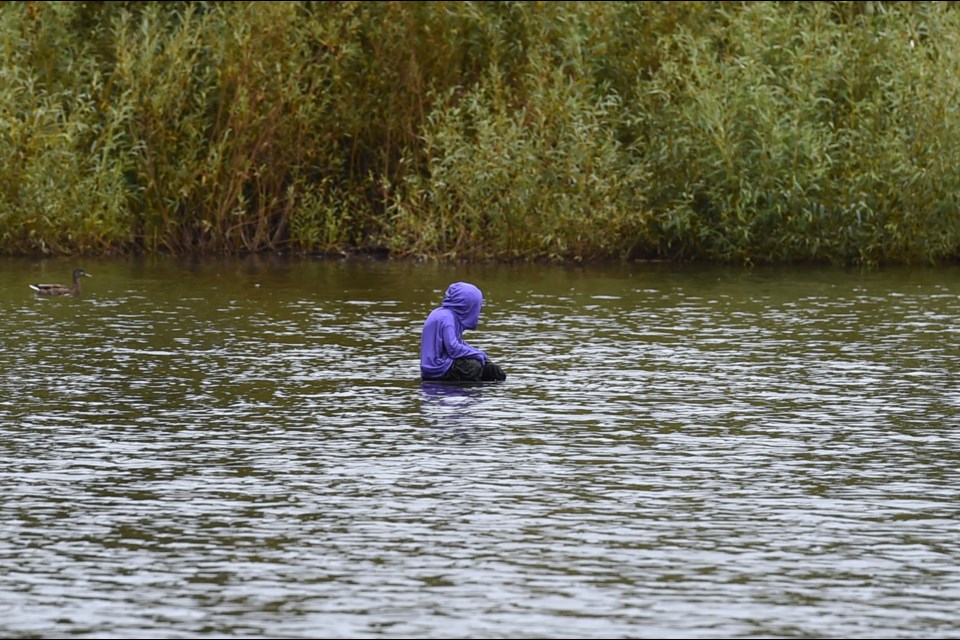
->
[1, 1, 958, 264]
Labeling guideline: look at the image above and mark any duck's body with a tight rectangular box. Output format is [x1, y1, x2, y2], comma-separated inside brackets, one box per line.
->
[29, 268, 92, 296]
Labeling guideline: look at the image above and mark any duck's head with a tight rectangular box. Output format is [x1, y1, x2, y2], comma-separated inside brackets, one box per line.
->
[73, 268, 92, 282]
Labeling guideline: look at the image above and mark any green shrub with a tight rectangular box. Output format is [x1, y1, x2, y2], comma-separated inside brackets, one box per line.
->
[0, 1, 958, 264]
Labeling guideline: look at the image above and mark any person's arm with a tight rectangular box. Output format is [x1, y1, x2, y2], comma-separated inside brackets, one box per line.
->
[440, 321, 487, 363]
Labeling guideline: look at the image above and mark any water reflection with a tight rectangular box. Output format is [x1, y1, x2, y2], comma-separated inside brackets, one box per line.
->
[0, 256, 959, 639]
[417, 380, 503, 432]
[418, 379, 497, 397]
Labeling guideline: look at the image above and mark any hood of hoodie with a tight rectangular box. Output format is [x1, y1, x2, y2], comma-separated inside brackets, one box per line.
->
[441, 282, 483, 330]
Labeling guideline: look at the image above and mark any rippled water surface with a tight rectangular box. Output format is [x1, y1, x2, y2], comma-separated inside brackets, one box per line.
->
[1, 256, 958, 639]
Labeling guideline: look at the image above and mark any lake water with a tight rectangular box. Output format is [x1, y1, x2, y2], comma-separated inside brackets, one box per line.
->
[1, 255, 958, 638]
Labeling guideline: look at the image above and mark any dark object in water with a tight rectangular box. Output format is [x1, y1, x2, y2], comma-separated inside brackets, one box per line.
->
[426, 357, 507, 383]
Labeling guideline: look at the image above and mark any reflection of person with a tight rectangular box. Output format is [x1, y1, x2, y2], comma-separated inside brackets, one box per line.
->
[420, 282, 507, 383]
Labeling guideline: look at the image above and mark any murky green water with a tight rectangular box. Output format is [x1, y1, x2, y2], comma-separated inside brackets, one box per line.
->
[1, 255, 958, 639]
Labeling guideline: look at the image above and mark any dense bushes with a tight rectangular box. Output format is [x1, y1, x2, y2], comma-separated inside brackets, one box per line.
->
[0, 1, 958, 264]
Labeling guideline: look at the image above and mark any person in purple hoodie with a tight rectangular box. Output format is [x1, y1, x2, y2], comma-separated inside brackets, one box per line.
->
[420, 282, 507, 383]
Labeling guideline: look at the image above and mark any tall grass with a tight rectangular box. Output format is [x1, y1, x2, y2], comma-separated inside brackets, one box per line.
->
[636, 1, 960, 264]
[0, 1, 958, 264]
[0, 2, 132, 254]
[387, 61, 652, 261]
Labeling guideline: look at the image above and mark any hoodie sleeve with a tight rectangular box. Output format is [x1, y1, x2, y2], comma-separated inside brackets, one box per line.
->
[439, 317, 487, 364]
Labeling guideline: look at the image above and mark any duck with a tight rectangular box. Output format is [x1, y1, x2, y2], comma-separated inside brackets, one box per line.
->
[29, 268, 93, 296]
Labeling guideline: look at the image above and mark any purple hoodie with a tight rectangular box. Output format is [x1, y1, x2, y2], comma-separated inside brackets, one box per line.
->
[420, 282, 488, 379]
